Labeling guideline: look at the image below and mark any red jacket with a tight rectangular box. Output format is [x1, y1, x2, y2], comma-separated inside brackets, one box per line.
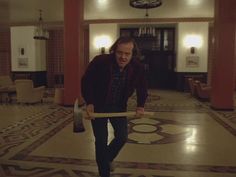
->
[81, 54, 148, 112]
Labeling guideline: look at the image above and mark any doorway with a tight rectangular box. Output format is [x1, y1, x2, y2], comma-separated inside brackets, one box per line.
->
[120, 27, 176, 89]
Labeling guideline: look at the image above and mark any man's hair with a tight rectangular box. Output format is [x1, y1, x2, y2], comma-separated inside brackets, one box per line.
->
[109, 36, 140, 59]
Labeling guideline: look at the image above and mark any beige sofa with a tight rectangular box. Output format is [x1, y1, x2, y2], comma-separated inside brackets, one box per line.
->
[0, 75, 16, 91]
[15, 79, 45, 103]
[0, 76, 16, 103]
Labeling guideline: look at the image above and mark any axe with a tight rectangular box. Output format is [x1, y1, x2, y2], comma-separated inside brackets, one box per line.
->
[73, 99, 155, 133]
[85, 111, 154, 118]
[73, 99, 85, 132]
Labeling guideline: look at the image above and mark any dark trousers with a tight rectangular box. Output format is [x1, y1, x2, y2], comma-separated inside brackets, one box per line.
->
[91, 112, 128, 177]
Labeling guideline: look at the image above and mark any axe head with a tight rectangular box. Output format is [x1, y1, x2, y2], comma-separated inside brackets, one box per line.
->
[73, 99, 85, 133]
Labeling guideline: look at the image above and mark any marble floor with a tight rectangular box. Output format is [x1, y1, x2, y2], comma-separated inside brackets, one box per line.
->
[0, 90, 235, 177]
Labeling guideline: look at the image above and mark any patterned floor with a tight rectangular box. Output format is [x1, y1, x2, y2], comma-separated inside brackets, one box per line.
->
[0, 90, 235, 177]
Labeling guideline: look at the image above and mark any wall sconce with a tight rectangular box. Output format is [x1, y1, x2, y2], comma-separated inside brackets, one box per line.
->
[190, 46, 195, 54]
[94, 35, 112, 54]
[20, 48, 25, 55]
[101, 47, 105, 54]
[183, 34, 203, 54]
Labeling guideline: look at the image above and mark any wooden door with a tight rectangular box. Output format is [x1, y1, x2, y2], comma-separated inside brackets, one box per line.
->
[120, 27, 176, 89]
[147, 51, 175, 89]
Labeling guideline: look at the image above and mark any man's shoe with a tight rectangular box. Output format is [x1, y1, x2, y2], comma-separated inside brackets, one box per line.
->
[110, 162, 115, 172]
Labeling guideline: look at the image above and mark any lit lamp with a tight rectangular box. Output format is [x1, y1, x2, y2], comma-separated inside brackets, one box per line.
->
[94, 35, 112, 54]
[101, 47, 105, 54]
[129, 0, 162, 9]
[34, 9, 49, 40]
[190, 46, 195, 54]
[183, 35, 203, 54]
[129, 0, 162, 37]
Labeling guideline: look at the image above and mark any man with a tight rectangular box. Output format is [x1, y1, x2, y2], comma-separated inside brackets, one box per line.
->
[81, 36, 148, 177]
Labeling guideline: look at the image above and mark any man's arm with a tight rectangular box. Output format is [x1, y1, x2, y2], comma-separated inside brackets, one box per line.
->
[81, 56, 100, 105]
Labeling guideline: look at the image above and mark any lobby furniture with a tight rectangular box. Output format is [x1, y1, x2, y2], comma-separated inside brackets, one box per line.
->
[54, 88, 64, 105]
[195, 80, 211, 100]
[0, 75, 16, 90]
[187, 78, 197, 96]
[176, 73, 207, 91]
[0, 76, 16, 103]
[12, 71, 47, 87]
[0, 87, 16, 103]
[15, 79, 45, 103]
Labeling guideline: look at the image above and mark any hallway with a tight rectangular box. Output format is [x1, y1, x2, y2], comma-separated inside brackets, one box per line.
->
[0, 90, 235, 177]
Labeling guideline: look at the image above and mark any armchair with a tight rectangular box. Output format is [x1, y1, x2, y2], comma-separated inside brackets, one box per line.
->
[0, 75, 16, 103]
[0, 75, 16, 91]
[187, 78, 196, 96]
[195, 80, 211, 100]
[15, 79, 45, 103]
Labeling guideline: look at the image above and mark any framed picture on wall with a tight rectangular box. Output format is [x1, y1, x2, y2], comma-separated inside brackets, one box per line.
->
[186, 56, 199, 67]
[18, 57, 28, 68]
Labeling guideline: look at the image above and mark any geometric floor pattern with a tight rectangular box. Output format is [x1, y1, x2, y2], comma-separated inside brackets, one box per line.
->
[0, 90, 236, 177]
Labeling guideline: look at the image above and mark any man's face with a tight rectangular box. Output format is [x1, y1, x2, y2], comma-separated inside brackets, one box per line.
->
[115, 42, 134, 69]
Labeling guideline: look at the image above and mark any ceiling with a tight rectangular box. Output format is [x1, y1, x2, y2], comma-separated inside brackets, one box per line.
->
[0, 0, 63, 25]
[0, 0, 214, 27]
[85, 0, 214, 20]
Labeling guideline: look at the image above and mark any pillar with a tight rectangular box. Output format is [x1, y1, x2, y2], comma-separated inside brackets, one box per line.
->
[210, 0, 236, 110]
[64, 0, 84, 106]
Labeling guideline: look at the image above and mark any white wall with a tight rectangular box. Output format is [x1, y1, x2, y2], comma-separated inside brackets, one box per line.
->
[176, 22, 209, 72]
[10, 26, 46, 71]
[88, 22, 209, 74]
[85, 0, 214, 20]
[0, 0, 214, 24]
[89, 23, 118, 61]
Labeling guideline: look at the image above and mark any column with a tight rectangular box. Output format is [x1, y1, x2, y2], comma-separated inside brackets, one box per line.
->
[210, 0, 236, 110]
[64, 0, 84, 106]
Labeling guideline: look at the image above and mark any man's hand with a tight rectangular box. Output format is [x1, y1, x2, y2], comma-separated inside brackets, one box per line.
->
[135, 107, 145, 117]
[85, 104, 95, 119]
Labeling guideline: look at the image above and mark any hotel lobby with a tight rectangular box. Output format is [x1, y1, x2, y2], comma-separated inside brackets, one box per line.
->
[0, 0, 236, 176]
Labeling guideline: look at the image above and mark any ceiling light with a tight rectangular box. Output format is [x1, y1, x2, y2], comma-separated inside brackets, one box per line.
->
[129, 0, 162, 9]
[33, 9, 49, 40]
[130, 0, 163, 37]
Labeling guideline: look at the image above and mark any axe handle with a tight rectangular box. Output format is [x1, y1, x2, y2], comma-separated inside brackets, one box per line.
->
[89, 111, 154, 118]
